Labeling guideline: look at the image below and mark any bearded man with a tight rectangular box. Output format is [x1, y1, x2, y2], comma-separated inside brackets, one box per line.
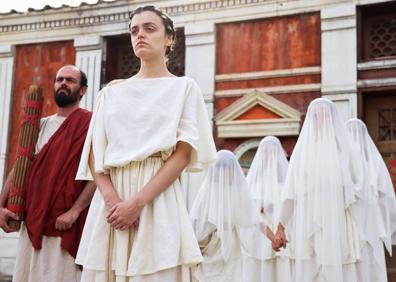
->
[0, 65, 96, 282]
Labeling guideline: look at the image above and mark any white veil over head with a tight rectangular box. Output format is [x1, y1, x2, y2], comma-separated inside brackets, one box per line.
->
[239, 136, 290, 260]
[190, 150, 260, 261]
[247, 136, 289, 226]
[280, 98, 362, 281]
[346, 118, 396, 255]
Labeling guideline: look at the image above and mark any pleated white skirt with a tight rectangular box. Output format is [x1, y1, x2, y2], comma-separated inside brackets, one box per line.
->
[76, 156, 202, 281]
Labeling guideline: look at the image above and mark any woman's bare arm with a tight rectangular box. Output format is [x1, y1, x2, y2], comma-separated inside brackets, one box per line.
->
[88, 150, 121, 210]
[107, 141, 192, 230]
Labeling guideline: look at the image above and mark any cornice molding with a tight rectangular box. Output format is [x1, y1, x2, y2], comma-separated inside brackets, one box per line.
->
[0, 0, 272, 34]
[216, 66, 321, 82]
[0, 12, 130, 33]
[215, 83, 321, 98]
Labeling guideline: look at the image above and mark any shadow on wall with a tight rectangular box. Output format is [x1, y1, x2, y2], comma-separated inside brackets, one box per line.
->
[0, 272, 11, 282]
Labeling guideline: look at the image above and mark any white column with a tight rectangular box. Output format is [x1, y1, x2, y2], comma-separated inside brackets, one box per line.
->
[0, 44, 14, 189]
[0, 43, 16, 282]
[321, 3, 357, 121]
[185, 21, 215, 110]
[182, 22, 216, 210]
[74, 36, 103, 111]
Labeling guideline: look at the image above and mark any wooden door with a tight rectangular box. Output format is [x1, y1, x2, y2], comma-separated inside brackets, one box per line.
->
[7, 41, 75, 175]
[364, 92, 396, 281]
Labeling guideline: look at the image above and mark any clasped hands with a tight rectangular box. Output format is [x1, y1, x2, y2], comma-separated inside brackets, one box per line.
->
[268, 224, 288, 251]
[105, 195, 144, 231]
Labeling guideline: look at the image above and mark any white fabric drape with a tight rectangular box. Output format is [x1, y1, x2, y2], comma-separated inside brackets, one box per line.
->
[346, 118, 396, 282]
[241, 136, 292, 282]
[346, 118, 396, 254]
[246, 136, 289, 229]
[279, 98, 362, 282]
[189, 150, 260, 282]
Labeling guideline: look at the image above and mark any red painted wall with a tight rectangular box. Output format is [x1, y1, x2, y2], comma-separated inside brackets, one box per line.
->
[7, 41, 75, 174]
[215, 13, 321, 153]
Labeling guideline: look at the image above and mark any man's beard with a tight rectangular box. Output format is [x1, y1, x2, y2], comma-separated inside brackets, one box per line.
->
[54, 86, 81, 107]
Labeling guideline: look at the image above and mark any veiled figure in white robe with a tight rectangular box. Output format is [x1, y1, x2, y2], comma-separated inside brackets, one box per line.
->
[189, 150, 260, 282]
[241, 136, 292, 282]
[346, 118, 396, 282]
[75, 76, 217, 282]
[278, 98, 362, 282]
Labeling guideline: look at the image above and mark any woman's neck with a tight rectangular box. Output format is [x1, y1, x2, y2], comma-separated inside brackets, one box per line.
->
[135, 56, 173, 78]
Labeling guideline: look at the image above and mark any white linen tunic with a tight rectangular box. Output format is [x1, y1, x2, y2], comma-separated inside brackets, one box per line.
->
[75, 76, 217, 282]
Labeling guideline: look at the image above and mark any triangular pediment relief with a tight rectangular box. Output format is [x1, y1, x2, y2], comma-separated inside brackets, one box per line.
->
[215, 90, 302, 138]
[216, 91, 301, 122]
[236, 104, 282, 120]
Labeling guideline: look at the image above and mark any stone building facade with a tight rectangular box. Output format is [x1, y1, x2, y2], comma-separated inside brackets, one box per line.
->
[0, 0, 395, 279]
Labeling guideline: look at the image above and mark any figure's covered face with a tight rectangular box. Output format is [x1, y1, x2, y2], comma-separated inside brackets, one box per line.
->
[211, 150, 239, 187]
[346, 119, 370, 161]
[260, 139, 278, 167]
[306, 100, 335, 142]
[252, 136, 288, 183]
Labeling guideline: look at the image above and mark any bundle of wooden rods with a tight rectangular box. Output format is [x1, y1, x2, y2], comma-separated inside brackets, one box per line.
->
[7, 85, 44, 230]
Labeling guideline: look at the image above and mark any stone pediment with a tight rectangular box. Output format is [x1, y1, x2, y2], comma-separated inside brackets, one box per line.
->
[215, 90, 301, 138]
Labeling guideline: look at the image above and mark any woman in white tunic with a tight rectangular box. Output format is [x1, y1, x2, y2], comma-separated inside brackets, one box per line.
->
[189, 150, 260, 282]
[241, 136, 292, 282]
[274, 98, 362, 282]
[75, 6, 217, 282]
[346, 118, 396, 282]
